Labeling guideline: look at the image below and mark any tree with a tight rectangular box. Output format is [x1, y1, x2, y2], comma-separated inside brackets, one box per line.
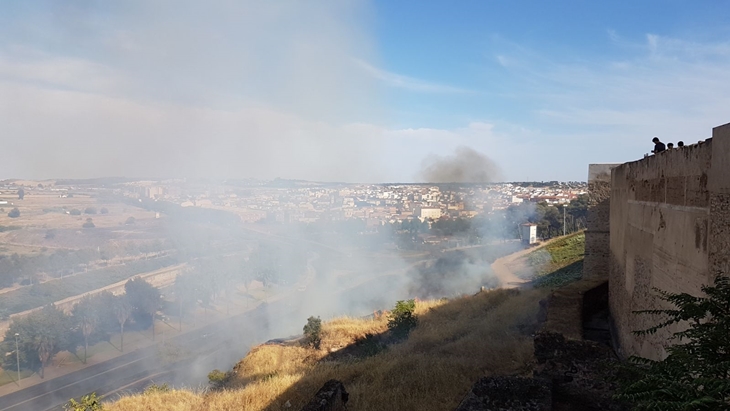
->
[112, 296, 132, 352]
[7, 208, 20, 218]
[567, 194, 589, 219]
[84, 207, 97, 215]
[1, 305, 71, 378]
[174, 273, 197, 331]
[82, 218, 95, 229]
[303, 316, 322, 349]
[124, 278, 161, 340]
[388, 299, 418, 339]
[72, 296, 98, 364]
[615, 275, 730, 410]
[17, 188, 24, 200]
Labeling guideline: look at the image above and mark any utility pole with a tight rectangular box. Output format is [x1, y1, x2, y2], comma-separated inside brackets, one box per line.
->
[179, 295, 183, 332]
[15, 333, 20, 387]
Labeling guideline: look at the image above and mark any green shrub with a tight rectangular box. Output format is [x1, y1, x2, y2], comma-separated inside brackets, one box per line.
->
[7, 208, 20, 218]
[70, 209, 81, 216]
[388, 299, 418, 339]
[303, 316, 322, 349]
[355, 332, 386, 357]
[84, 207, 97, 215]
[208, 369, 229, 389]
[143, 383, 170, 395]
[615, 275, 730, 410]
[65, 392, 103, 410]
[100, 208, 109, 214]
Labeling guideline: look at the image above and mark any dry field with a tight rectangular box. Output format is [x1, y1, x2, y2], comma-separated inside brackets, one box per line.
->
[0, 192, 160, 254]
[106, 287, 549, 411]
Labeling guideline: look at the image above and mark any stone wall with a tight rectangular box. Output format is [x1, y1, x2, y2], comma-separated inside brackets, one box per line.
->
[609, 122, 730, 360]
[584, 164, 619, 280]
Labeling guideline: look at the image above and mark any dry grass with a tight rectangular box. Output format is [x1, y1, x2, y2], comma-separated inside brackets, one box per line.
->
[105, 287, 549, 411]
[108, 390, 203, 410]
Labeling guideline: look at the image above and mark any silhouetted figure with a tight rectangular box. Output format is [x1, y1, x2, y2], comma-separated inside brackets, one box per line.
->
[678, 141, 685, 147]
[652, 137, 666, 154]
[667, 143, 674, 149]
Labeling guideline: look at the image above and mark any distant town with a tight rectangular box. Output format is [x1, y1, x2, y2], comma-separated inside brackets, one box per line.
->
[103, 179, 584, 224]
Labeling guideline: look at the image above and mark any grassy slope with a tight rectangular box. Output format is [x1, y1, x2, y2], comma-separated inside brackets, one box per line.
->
[526, 232, 585, 288]
[105, 238, 587, 411]
[106, 288, 549, 411]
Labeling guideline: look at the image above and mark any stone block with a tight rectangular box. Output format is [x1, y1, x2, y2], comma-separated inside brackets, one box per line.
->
[454, 376, 552, 411]
[299, 380, 349, 411]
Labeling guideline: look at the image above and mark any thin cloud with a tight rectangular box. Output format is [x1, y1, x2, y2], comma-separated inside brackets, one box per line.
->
[353, 58, 474, 94]
[495, 32, 730, 172]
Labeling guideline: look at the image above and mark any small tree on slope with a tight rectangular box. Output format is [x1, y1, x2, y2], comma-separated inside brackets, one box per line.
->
[388, 299, 418, 340]
[303, 316, 322, 349]
[615, 274, 730, 410]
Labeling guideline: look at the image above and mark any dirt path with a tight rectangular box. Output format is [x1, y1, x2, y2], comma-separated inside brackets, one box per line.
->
[491, 236, 571, 289]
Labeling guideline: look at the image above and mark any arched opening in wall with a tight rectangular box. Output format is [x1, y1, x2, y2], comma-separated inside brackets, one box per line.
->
[582, 281, 611, 345]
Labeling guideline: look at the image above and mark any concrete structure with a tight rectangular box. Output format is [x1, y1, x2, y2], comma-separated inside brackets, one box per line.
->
[520, 223, 537, 245]
[608, 122, 730, 361]
[417, 207, 442, 221]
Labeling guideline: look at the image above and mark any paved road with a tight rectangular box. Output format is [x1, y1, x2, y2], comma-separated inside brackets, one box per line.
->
[0, 238, 430, 411]
[0, 303, 279, 411]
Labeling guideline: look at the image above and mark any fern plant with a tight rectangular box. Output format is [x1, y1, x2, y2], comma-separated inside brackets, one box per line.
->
[614, 275, 730, 410]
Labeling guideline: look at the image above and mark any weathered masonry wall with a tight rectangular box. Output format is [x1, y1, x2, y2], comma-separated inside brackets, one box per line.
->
[609, 122, 730, 361]
[583, 164, 619, 280]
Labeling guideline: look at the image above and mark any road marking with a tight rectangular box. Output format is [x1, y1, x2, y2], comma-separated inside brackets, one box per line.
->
[0, 354, 154, 411]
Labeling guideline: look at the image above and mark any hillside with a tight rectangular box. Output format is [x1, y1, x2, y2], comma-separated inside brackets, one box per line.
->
[105, 287, 550, 411]
[510, 231, 585, 288]
[101, 234, 588, 411]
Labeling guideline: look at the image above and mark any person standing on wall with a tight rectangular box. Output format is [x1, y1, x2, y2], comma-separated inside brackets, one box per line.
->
[652, 137, 666, 154]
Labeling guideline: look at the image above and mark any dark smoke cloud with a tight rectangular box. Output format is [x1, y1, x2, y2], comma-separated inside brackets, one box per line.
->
[418, 146, 502, 183]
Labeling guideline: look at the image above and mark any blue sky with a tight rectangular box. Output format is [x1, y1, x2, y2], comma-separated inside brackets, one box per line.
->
[1, 1, 729, 182]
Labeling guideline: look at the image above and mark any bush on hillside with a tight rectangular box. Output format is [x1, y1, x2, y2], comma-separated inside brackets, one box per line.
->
[7, 208, 20, 218]
[65, 393, 103, 411]
[100, 207, 109, 214]
[208, 369, 230, 390]
[143, 383, 170, 395]
[614, 274, 730, 410]
[84, 207, 97, 215]
[70, 209, 81, 216]
[125, 216, 135, 225]
[388, 299, 418, 339]
[82, 218, 95, 229]
[303, 316, 322, 349]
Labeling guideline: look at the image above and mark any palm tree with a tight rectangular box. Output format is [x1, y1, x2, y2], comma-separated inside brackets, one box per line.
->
[36, 334, 52, 379]
[80, 315, 95, 364]
[113, 296, 132, 352]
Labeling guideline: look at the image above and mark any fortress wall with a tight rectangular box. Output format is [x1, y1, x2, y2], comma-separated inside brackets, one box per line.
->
[583, 164, 620, 280]
[609, 122, 730, 360]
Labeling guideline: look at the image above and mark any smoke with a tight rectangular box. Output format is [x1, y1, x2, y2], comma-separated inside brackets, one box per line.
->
[418, 146, 502, 183]
[0, 1, 387, 182]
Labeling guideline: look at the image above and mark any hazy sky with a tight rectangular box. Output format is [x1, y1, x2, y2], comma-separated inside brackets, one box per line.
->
[1, 1, 729, 182]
